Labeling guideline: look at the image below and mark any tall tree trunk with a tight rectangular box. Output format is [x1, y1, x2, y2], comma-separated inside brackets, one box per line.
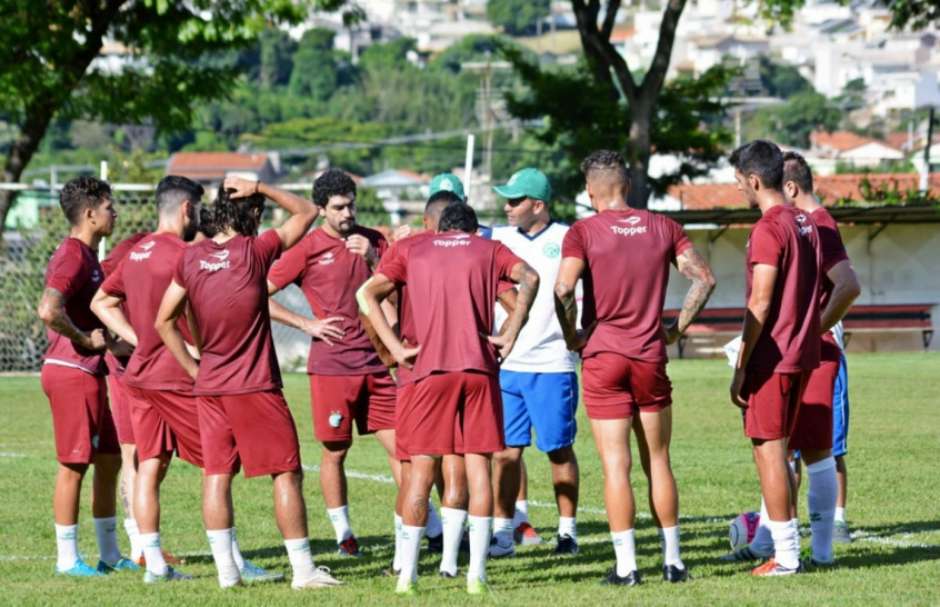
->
[627, 104, 653, 208]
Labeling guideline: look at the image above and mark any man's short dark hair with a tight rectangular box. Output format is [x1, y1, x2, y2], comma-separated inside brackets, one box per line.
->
[438, 203, 479, 233]
[155, 175, 204, 214]
[211, 185, 265, 237]
[782, 151, 814, 194]
[426, 190, 463, 210]
[729, 140, 784, 190]
[59, 176, 112, 225]
[580, 149, 630, 186]
[313, 169, 357, 207]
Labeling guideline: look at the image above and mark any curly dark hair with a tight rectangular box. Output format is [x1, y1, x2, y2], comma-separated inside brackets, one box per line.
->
[313, 168, 356, 207]
[438, 203, 479, 233]
[730, 140, 783, 190]
[59, 176, 112, 225]
[198, 205, 217, 239]
[580, 150, 630, 186]
[211, 185, 265, 237]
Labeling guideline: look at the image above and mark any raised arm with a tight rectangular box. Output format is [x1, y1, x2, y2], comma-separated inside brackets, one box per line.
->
[90, 289, 138, 346]
[358, 275, 419, 368]
[154, 280, 199, 380]
[820, 259, 861, 333]
[666, 247, 717, 344]
[38, 287, 105, 351]
[222, 177, 318, 250]
[489, 261, 539, 360]
[554, 257, 586, 351]
[730, 264, 777, 408]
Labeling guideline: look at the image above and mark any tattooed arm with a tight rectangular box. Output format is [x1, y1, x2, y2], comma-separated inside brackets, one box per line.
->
[488, 261, 539, 360]
[554, 257, 587, 351]
[665, 247, 717, 344]
[37, 287, 106, 351]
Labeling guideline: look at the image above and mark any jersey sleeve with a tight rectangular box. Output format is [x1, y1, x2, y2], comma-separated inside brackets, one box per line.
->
[561, 223, 587, 260]
[173, 252, 189, 289]
[749, 221, 784, 268]
[377, 242, 408, 285]
[254, 229, 284, 271]
[669, 218, 693, 260]
[817, 223, 849, 273]
[45, 244, 87, 298]
[493, 242, 524, 281]
[497, 279, 516, 296]
[267, 237, 307, 290]
[101, 266, 126, 298]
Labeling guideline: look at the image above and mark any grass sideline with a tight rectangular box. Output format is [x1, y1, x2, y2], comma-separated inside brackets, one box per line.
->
[0, 353, 938, 606]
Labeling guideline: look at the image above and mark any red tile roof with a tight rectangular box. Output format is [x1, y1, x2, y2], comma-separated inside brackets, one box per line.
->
[810, 130, 901, 153]
[166, 152, 271, 181]
[610, 26, 636, 43]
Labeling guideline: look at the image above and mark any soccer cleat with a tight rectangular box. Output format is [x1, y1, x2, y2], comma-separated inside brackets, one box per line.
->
[513, 521, 542, 546]
[554, 534, 579, 555]
[467, 578, 488, 595]
[439, 569, 458, 579]
[426, 532, 443, 553]
[662, 564, 690, 583]
[601, 567, 641, 586]
[97, 557, 140, 574]
[240, 560, 285, 584]
[55, 558, 104, 577]
[137, 549, 183, 567]
[833, 520, 852, 544]
[291, 566, 343, 589]
[719, 546, 769, 562]
[337, 536, 362, 558]
[807, 557, 835, 569]
[395, 579, 417, 595]
[488, 534, 515, 558]
[143, 566, 192, 583]
[751, 558, 803, 577]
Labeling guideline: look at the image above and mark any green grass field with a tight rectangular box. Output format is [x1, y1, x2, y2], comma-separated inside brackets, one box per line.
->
[1, 353, 938, 606]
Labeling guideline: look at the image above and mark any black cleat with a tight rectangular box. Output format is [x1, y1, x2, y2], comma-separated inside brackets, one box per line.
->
[663, 564, 690, 583]
[601, 567, 641, 586]
[426, 533, 443, 554]
[554, 534, 579, 555]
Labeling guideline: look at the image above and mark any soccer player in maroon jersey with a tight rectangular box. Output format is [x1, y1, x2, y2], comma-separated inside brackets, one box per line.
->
[361, 204, 540, 595]
[554, 150, 715, 586]
[36, 176, 137, 576]
[155, 177, 340, 589]
[728, 140, 823, 577]
[266, 168, 397, 557]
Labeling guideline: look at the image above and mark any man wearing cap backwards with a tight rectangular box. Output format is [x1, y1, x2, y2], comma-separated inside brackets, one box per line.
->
[487, 168, 582, 557]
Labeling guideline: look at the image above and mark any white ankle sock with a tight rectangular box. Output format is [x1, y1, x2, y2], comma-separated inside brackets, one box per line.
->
[426, 501, 443, 538]
[398, 525, 424, 587]
[611, 529, 637, 576]
[512, 500, 529, 527]
[327, 505, 352, 543]
[558, 516, 577, 539]
[55, 523, 79, 571]
[835, 506, 846, 523]
[493, 517, 513, 543]
[660, 525, 684, 568]
[123, 518, 142, 561]
[750, 498, 773, 556]
[140, 532, 167, 575]
[439, 507, 467, 576]
[93, 516, 121, 565]
[231, 527, 246, 570]
[284, 537, 317, 584]
[807, 457, 837, 563]
[467, 516, 491, 583]
[206, 528, 240, 588]
[768, 518, 800, 570]
[393, 513, 403, 572]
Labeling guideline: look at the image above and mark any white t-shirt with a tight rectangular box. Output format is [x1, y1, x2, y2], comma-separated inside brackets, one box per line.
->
[491, 223, 578, 373]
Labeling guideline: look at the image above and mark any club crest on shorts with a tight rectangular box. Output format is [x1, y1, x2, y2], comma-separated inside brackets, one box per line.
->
[328, 410, 343, 428]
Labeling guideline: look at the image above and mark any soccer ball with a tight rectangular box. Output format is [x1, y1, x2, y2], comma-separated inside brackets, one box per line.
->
[728, 511, 760, 550]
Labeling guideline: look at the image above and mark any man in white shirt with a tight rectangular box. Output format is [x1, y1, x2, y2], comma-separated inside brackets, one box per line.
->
[488, 168, 581, 557]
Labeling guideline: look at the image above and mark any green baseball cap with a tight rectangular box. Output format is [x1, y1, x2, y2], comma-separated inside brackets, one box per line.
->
[428, 172, 466, 201]
[493, 167, 551, 202]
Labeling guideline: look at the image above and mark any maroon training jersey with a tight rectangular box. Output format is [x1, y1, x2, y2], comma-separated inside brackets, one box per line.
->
[812, 207, 850, 361]
[102, 232, 195, 392]
[378, 231, 523, 383]
[174, 230, 283, 395]
[268, 226, 388, 376]
[101, 232, 148, 376]
[43, 237, 106, 374]
[561, 208, 692, 363]
[745, 204, 822, 373]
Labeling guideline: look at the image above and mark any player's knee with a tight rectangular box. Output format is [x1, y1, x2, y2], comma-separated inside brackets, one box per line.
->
[493, 448, 521, 466]
[547, 446, 575, 465]
[321, 441, 351, 461]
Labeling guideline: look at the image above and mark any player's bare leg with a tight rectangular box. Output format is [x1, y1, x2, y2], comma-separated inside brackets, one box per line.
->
[397, 455, 437, 593]
[202, 473, 240, 587]
[834, 455, 850, 542]
[490, 447, 522, 556]
[118, 444, 143, 561]
[134, 454, 174, 577]
[53, 463, 88, 573]
[439, 454, 468, 577]
[464, 453, 494, 592]
[633, 408, 686, 580]
[548, 446, 579, 550]
[591, 417, 640, 583]
[800, 447, 837, 565]
[752, 438, 801, 574]
[374, 429, 402, 486]
[320, 440, 358, 554]
[91, 452, 125, 569]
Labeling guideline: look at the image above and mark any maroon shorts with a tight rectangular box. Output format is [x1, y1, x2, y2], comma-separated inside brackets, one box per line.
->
[399, 371, 504, 457]
[197, 390, 301, 478]
[126, 385, 203, 467]
[741, 369, 809, 441]
[107, 375, 135, 445]
[789, 360, 838, 451]
[581, 352, 672, 420]
[310, 372, 396, 443]
[41, 365, 120, 464]
[395, 382, 416, 461]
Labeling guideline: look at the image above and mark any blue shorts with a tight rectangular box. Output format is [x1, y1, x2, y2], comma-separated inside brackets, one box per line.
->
[832, 352, 850, 457]
[500, 370, 578, 452]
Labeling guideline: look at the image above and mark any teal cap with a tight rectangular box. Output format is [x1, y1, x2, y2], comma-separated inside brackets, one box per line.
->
[493, 167, 551, 202]
[428, 173, 466, 201]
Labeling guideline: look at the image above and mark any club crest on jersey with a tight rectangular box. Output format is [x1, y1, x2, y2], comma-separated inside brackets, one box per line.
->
[543, 242, 561, 258]
[199, 249, 231, 272]
[795, 213, 813, 236]
[611, 216, 647, 236]
[319, 251, 336, 265]
[130, 240, 156, 262]
[434, 234, 471, 248]
[91, 269, 102, 283]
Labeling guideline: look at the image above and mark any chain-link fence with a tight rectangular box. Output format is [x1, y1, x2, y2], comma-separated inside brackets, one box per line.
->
[0, 184, 391, 373]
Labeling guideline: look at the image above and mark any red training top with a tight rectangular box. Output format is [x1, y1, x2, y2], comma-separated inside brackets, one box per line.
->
[811, 206, 850, 362]
[101, 232, 148, 377]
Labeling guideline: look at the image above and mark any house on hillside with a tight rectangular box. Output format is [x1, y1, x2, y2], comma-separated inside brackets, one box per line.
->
[165, 152, 279, 191]
[809, 131, 905, 168]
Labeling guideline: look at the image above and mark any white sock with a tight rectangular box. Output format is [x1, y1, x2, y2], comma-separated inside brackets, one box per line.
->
[393, 513, 403, 572]
[439, 507, 467, 576]
[327, 505, 352, 543]
[467, 515, 491, 583]
[807, 457, 837, 563]
[558, 516, 577, 540]
[398, 525, 424, 587]
[140, 532, 167, 575]
[123, 518, 142, 562]
[768, 518, 800, 570]
[512, 500, 529, 527]
[611, 529, 637, 576]
[231, 527, 246, 570]
[493, 517, 513, 543]
[55, 523, 79, 571]
[94, 516, 122, 565]
[426, 501, 443, 538]
[206, 528, 240, 588]
[749, 498, 774, 556]
[660, 525, 684, 569]
[835, 506, 847, 523]
[284, 537, 318, 585]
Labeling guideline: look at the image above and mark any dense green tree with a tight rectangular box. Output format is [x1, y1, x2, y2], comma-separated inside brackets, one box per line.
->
[487, 0, 551, 35]
[745, 91, 840, 148]
[259, 27, 297, 88]
[758, 56, 813, 98]
[289, 28, 339, 101]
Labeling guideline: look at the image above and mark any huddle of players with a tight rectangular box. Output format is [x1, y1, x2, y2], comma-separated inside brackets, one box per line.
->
[37, 138, 856, 592]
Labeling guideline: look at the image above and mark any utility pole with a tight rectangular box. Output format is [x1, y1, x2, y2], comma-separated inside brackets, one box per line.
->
[921, 106, 934, 193]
